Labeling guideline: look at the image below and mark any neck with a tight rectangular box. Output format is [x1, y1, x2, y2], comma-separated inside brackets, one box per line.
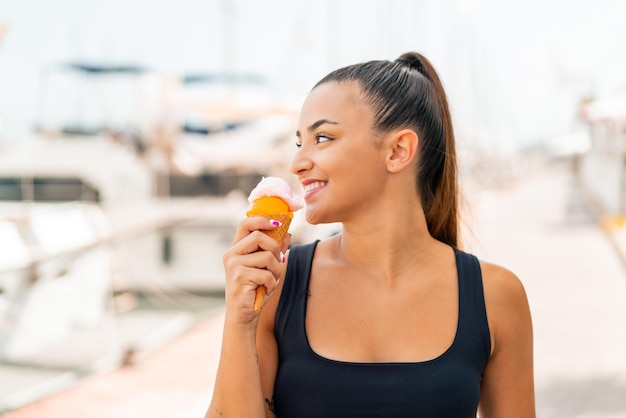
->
[334, 197, 441, 286]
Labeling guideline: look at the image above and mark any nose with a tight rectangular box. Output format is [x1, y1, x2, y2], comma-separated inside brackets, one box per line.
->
[289, 143, 313, 176]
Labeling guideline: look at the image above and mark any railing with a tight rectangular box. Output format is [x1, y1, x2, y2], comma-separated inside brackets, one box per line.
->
[0, 199, 215, 278]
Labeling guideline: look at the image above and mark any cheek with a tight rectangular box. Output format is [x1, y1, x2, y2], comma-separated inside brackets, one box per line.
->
[324, 151, 360, 180]
[336, 151, 382, 186]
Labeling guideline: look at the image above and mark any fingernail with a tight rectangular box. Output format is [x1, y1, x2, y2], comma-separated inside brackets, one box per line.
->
[270, 219, 282, 227]
[281, 252, 286, 263]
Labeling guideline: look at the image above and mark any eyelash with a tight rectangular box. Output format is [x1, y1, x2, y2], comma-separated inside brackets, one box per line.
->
[295, 133, 333, 148]
[315, 133, 332, 144]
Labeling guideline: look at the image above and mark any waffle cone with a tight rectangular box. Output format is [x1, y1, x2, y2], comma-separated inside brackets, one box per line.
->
[247, 212, 292, 311]
[258, 213, 292, 245]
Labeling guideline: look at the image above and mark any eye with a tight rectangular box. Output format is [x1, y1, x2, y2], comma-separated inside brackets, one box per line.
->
[315, 133, 333, 144]
[295, 137, 302, 148]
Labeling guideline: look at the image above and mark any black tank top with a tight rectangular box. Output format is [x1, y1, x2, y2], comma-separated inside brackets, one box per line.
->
[273, 241, 491, 417]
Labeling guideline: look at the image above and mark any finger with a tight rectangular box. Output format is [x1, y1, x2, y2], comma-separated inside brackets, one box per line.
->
[228, 265, 280, 301]
[232, 216, 281, 245]
[281, 233, 292, 255]
[259, 268, 281, 297]
[232, 230, 282, 260]
[237, 249, 283, 274]
[223, 248, 283, 291]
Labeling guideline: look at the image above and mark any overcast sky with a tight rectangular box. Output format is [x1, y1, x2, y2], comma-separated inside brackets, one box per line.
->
[1, 0, 625, 152]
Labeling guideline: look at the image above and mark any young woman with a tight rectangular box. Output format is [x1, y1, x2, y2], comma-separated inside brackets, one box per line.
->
[207, 52, 535, 417]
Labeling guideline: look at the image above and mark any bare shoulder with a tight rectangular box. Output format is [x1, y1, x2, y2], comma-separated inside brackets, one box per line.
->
[477, 260, 536, 416]
[480, 260, 529, 310]
[478, 260, 533, 353]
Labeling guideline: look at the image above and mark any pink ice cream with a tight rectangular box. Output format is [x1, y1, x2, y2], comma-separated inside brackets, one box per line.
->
[247, 177, 304, 212]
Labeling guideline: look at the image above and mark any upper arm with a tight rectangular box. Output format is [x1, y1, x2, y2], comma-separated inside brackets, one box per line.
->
[479, 261, 536, 418]
[256, 251, 288, 417]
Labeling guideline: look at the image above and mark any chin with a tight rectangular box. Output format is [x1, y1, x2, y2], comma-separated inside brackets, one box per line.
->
[305, 207, 331, 225]
[305, 212, 322, 225]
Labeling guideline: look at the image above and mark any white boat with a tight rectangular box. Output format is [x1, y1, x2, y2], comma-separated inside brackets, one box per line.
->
[0, 66, 336, 411]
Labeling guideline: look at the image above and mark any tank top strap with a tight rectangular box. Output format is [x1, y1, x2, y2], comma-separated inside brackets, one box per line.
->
[275, 240, 319, 344]
[453, 247, 492, 363]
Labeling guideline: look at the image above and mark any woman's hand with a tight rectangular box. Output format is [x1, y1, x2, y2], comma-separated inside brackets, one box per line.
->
[222, 216, 290, 325]
[209, 217, 289, 418]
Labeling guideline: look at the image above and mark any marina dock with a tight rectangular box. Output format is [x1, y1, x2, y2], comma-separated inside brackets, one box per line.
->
[2, 162, 626, 417]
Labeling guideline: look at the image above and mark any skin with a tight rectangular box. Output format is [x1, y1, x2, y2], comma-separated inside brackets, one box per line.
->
[207, 81, 535, 417]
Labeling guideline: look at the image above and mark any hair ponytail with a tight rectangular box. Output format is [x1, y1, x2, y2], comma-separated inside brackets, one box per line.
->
[398, 52, 459, 248]
[315, 51, 460, 247]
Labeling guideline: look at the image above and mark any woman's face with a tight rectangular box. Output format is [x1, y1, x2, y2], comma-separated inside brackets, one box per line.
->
[290, 81, 389, 225]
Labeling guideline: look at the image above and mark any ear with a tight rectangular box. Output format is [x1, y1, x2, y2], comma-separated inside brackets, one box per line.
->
[385, 129, 418, 173]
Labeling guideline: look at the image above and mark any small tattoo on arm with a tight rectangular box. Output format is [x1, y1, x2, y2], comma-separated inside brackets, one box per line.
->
[265, 396, 276, 414]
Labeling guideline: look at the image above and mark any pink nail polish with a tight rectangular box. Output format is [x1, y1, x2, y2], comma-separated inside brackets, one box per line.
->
[282, 255, 286, 263]
[270, 219, 281, 227]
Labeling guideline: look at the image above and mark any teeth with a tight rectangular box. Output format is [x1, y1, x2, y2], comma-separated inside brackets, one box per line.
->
[304, 181, 326, 193]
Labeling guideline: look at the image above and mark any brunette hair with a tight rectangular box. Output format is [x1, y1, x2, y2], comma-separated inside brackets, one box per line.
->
[314, 52, 459, 247]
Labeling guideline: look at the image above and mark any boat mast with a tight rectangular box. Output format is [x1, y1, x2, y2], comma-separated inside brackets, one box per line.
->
[221, 0, 236, 91]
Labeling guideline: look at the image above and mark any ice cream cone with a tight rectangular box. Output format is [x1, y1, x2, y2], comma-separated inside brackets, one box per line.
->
[246, 179, 303, 312]
[247, 199, 293, 311]
[256, 213, 292, 245]
[250, 213, 292, 311]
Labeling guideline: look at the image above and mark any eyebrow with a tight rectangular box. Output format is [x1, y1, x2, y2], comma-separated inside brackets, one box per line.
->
[295, 119, 339, 137]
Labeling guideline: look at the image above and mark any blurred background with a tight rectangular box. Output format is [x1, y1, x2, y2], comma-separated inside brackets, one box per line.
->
[1, 0, 626, 417]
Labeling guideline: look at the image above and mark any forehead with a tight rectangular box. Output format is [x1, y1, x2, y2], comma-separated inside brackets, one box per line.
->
[298, 81, 373, 128]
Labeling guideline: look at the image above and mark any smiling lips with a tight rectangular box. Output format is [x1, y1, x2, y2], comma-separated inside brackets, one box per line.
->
[303, 181, 327, 197]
